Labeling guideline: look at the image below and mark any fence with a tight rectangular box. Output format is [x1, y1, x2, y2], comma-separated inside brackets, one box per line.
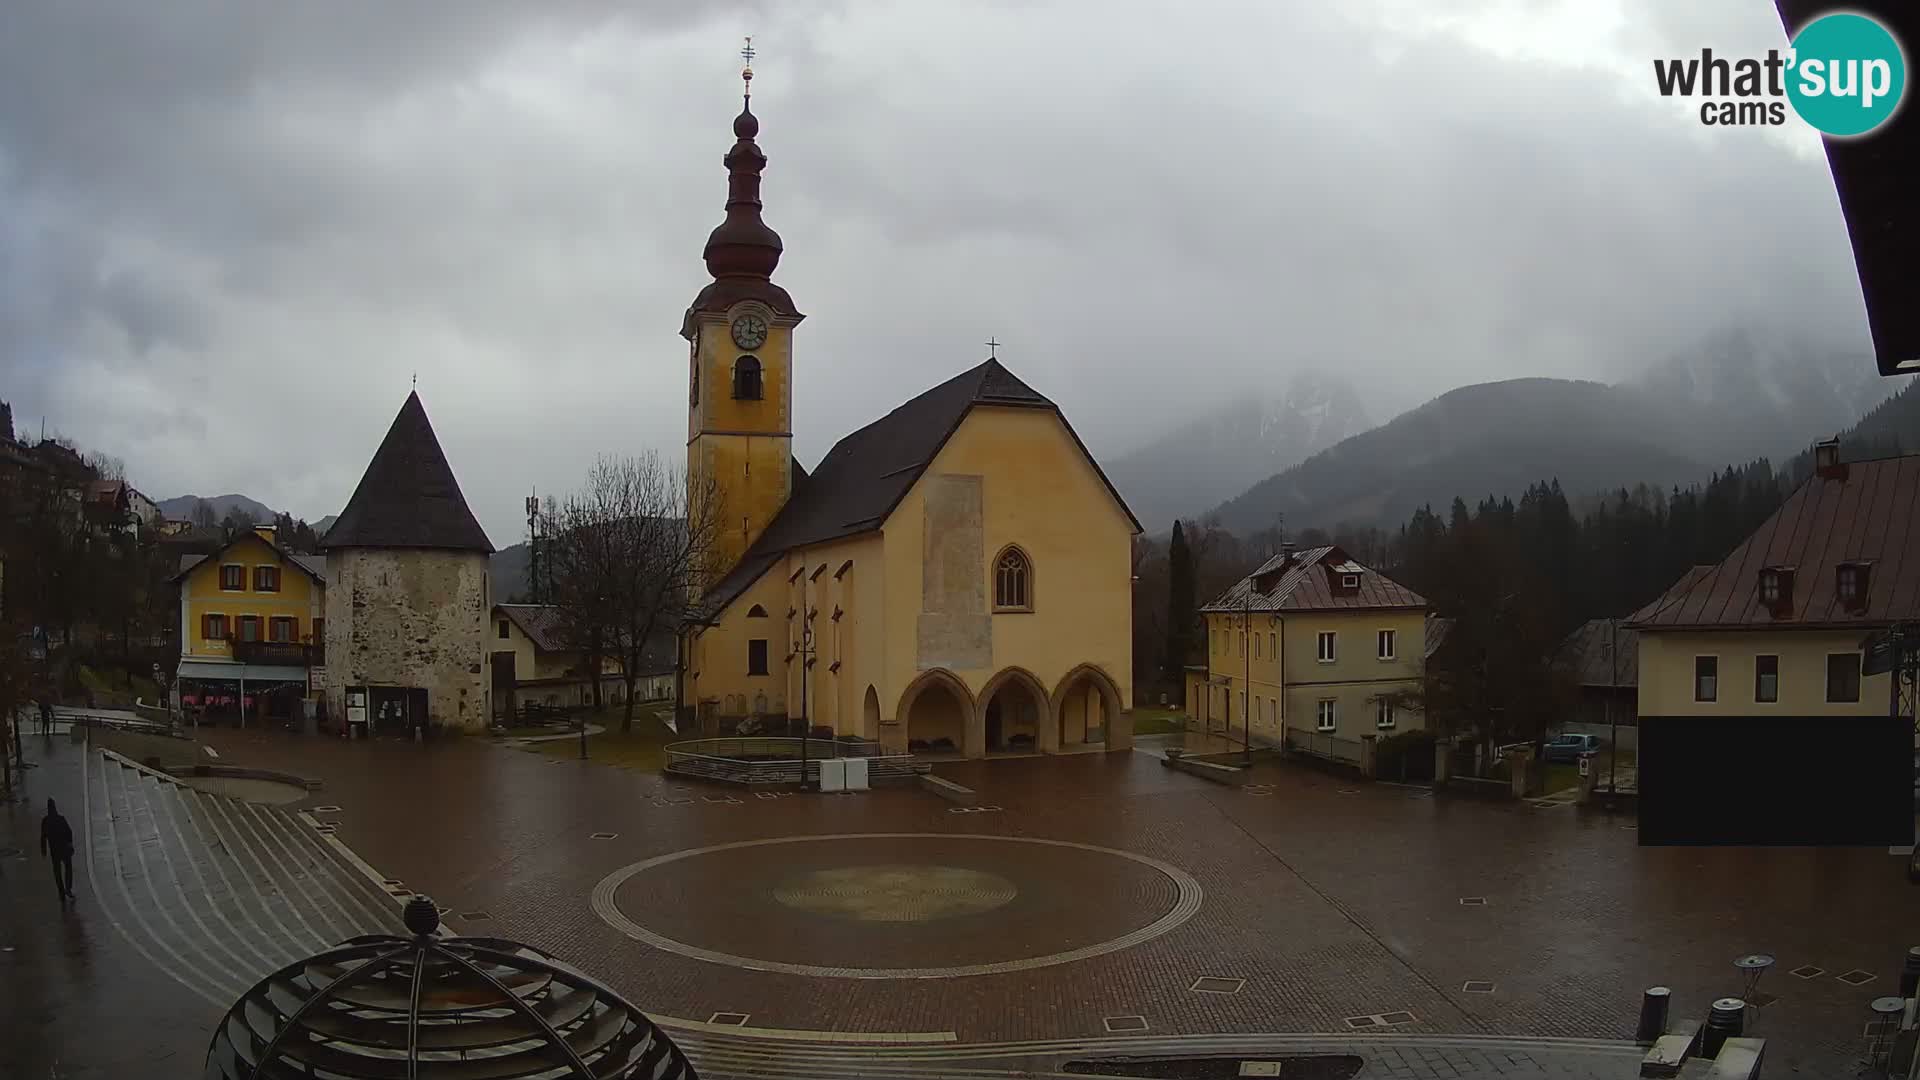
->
[663, 737, 918, 786]
[1284, 726, 1363, 764]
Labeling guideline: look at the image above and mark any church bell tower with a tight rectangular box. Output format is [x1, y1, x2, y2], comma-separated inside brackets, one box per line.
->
[685, 39, 804, 582]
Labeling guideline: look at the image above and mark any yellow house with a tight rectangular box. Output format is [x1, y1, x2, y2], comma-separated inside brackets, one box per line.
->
[1192, 546, 1428, 762]
[676, 89, 1140, 758]
[490, 604, 674, 718]
[171, 524, 326, 723]
[1625, 444, 1919, 844]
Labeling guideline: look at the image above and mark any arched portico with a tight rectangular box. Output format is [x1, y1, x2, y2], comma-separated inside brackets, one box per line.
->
[1051, 664, 1129, 752]
[978, 667, 1051, 754]
[897, 668, 978, 758]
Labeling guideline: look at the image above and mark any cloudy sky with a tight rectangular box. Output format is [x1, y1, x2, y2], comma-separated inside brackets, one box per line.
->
[0, 0, 1874, 546]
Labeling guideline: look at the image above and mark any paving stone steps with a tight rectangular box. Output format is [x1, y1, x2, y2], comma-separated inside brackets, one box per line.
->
[85, 755, 405, 1009]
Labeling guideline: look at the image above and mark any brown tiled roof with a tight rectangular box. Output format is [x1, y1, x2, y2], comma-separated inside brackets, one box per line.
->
[321, 392, 493, 553]
[1627, 453, 1920, 630]
[1557, 618, 1638, 688]
[171, 538, 327, 584]
[496, 604, 572, 653]
[701, 358, 1141, 613]
[1200, 546, 1426, 614]
[496, 604, 677, 675]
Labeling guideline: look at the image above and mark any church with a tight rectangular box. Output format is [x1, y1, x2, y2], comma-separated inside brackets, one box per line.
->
[677, 73, 1140, 758]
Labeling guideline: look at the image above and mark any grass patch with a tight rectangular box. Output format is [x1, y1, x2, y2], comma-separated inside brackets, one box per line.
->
[1130, 707, 1187, 736]
[528, 704, 677, 772]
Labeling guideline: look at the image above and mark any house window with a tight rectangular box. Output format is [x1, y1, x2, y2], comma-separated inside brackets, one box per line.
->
[203, 613, 229, 641]
[747, 638, 769, 676]
[1316, 699, 1337, 732]
[1317, 631, 1337, 662]
[238, 615, 261, 643]
[993, 547, 1032, 611]
[1238, 632, 1244, 657]
[1826, 652, 1862, 703]
[1268, 632, 1275, 659]
[498, 619, 510, 639]
[1755, 654, 1779, 703]
[268, 617, 296, 643]
[1377, 629, 1396, 660]
[1269, 698, 1278, 728]
[253, 565, 280, 592]
[1758, 569, 1781, 605]
[220, 564, 245, 591]
[1341, 573, 1361, 589]
[747, 604, 768, 618]
[1693, 656, 1717, 702]
[732, 355, 763, 400]
[1376, 698, 1396, 729]
[1837, 563, 1869, 609]
[1254, 635, 1260, 659]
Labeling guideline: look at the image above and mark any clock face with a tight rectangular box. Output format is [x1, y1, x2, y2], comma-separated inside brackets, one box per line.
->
[731, 313, 769, 350]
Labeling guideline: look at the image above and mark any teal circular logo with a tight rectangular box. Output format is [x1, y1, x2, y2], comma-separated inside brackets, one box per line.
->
[1787, 13, 1906, 137]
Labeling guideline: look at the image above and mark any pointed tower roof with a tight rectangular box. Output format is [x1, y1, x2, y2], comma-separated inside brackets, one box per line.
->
[320, 392, 493, 553]
[682, 51, 802, 336]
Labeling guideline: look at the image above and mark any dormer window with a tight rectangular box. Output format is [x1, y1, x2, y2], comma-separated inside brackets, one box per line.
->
[732, 355, 763, 400]
[1837, 563, 1870, 611]
[1341, 573, 1361, 590]
[1758, 566, 1794, 614]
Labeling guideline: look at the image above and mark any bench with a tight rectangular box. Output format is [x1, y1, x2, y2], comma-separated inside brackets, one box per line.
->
[918, 774, 978, 806]
[1163, 755, 1247, 787]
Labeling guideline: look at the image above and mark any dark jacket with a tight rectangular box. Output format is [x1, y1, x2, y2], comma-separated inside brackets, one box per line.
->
[41, 812, 73, 859]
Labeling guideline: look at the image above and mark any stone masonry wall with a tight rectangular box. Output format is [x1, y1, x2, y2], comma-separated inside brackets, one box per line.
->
[324, 548, 490, 733]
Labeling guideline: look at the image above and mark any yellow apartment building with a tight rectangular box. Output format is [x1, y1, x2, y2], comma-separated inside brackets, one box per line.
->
[171, 524, 326, 723]
[1190, 546, 1429, 762]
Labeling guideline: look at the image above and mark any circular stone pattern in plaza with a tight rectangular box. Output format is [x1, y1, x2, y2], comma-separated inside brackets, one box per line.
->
[593, 833, 1203, 979]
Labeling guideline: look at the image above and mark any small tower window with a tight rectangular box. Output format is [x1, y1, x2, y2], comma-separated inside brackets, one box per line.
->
[993, 546, 1032, 611]
[747, 604, 768, 618]
[732, 355, 763, 400]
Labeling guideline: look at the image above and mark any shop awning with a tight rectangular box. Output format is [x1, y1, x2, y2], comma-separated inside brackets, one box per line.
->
[176, 660, 310, 683]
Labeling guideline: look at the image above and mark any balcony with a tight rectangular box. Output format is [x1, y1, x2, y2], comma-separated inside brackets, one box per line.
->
[230, 640, 322, 667]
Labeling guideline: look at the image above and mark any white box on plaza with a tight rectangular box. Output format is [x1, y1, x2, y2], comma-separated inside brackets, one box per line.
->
[843, 757, 870, 791]
[817, 758, 846, 791]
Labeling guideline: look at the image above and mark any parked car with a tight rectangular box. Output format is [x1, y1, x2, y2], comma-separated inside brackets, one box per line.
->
[1544, 733, 1601, 763]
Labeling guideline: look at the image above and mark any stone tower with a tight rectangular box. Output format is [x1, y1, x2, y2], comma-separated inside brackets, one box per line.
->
[319, 391, 495, 733]
[683, 77, 805, 584]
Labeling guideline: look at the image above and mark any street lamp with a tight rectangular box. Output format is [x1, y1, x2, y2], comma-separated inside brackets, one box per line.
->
[1242, 584, 1253, 766]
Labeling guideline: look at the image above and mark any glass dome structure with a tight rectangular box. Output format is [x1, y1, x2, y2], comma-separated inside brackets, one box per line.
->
[204, 897, 697, 1079]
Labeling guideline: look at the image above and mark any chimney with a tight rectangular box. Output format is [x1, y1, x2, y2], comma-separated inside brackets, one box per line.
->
[254, 523, 277, 545]
[1814, 437, 1846, 481]
[1280, 541, 1295, 565]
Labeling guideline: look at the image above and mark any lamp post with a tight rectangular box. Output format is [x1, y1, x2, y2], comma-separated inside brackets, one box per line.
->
[1243, 585, 1253, 766]
[1605, 618, 1619, 798]
[796, 570, 815, 787]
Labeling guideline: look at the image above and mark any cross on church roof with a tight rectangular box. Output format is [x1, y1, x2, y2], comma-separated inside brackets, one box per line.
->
[741, 36, 755, 97]
[985, 337, 1001, 359]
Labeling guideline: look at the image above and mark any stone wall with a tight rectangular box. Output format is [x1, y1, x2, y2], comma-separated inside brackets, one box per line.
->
[324, 548, 490, 733]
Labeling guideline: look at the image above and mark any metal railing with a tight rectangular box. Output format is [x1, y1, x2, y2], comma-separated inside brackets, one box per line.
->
[663, 737, 916, 785]
[50, 708, 182, 737]
[1285, 726, 1363, 763]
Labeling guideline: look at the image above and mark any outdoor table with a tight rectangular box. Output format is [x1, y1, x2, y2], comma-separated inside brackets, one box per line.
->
[1732, 953, 1774, 1014]
[1867, 995, 1905, 1073]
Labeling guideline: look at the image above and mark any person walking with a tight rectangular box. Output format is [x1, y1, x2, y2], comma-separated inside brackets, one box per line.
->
[40, 698, 55, 735]
[40, 798, 76, 903]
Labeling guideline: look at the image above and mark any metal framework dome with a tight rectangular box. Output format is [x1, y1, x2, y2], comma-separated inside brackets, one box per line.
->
[205, 897, 697, 1079]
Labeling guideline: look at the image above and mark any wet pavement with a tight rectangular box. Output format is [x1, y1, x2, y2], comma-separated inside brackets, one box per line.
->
[3, 724, 1913, 1078]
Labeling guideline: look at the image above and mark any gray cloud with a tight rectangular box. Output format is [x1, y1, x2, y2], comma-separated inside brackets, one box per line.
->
[0, 0, 1874, 545]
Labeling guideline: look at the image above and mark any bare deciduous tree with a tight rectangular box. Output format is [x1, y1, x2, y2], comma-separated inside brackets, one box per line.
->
[545, 454, 721, 733]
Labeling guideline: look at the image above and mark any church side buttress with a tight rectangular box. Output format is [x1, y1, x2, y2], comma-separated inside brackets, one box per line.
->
[683, 69, 804, 585]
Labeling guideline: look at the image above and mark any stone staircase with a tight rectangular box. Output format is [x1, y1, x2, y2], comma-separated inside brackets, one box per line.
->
[83, 751, 405, 1006]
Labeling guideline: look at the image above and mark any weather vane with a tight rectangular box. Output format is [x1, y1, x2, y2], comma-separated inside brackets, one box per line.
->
[741, 36, 755, 98]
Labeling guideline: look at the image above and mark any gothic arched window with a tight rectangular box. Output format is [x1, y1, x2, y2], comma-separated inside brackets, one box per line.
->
[747, 604, 768, 618]
[732, 355, 763, 400]
[993, 546, 1032, 612]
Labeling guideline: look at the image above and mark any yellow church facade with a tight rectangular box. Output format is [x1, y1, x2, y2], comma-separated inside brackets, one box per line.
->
[677, 86, 1138, 758]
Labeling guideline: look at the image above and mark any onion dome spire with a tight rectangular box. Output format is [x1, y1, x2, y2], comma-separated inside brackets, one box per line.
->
[703, 36, 783, 281]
